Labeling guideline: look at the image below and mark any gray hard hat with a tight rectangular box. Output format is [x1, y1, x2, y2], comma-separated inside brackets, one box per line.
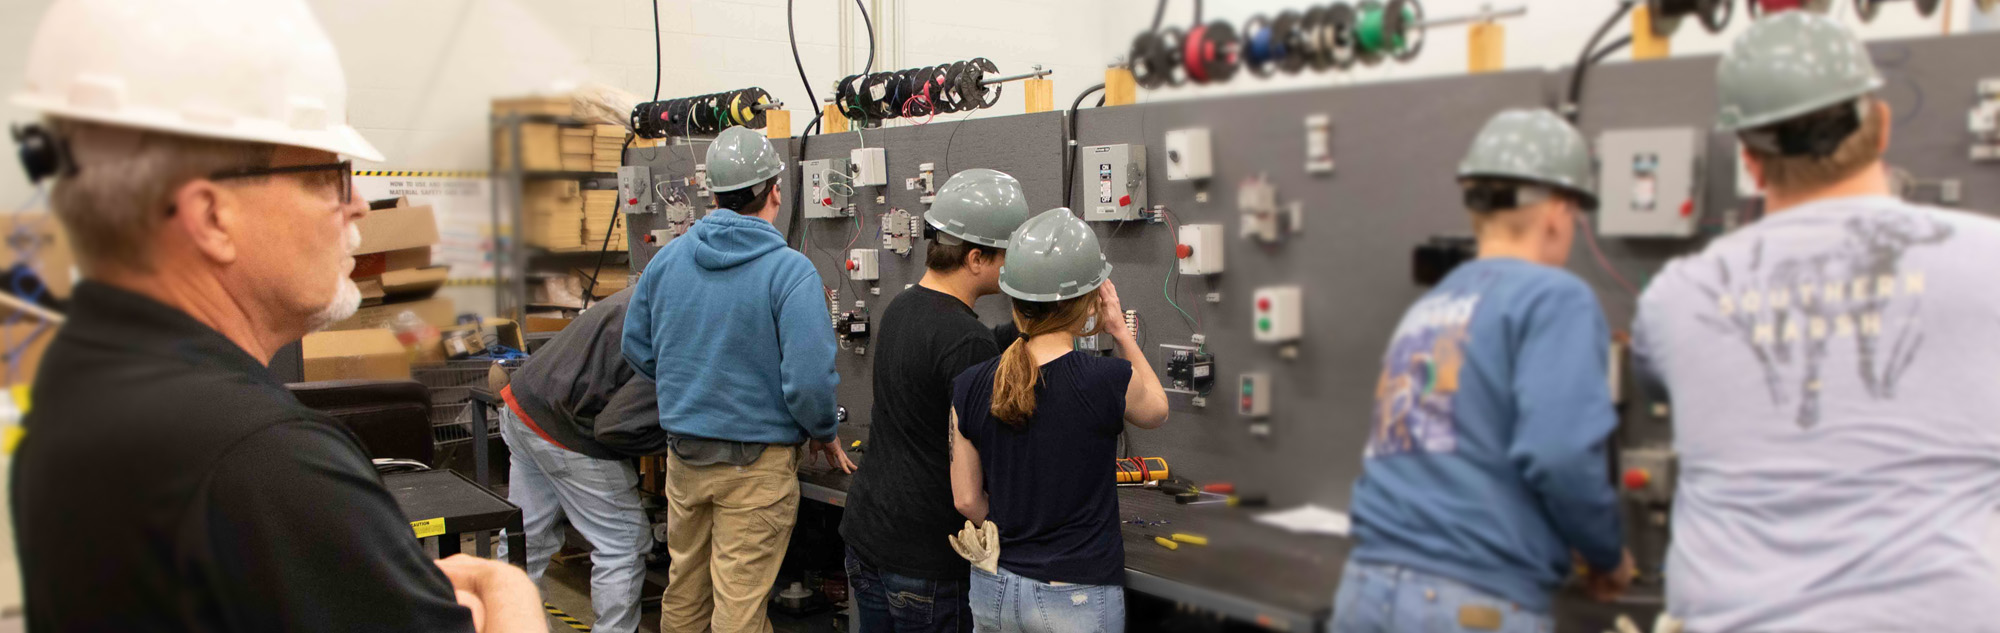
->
[1457, 108, 1599, 210]
[1715, 11, 1882, 132]
[999, 208, 1112, 302]
[704, 126, 787, 192]
[925, 168, 1033, 248]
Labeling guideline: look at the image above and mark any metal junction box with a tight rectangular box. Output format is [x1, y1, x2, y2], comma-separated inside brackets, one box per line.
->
[1598, 128, 1701, 238]
[803, 158, 852, 219]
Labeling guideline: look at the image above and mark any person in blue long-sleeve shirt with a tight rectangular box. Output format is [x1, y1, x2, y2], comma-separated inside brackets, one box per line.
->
[1334, 110, 1631, 633]
[623, 126, 854, 633]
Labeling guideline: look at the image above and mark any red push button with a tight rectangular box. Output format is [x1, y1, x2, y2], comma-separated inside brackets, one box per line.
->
[1257, 297, 1272, 311]
[1680, 199, 1695, 218]
[629, 198, 639, 205]
[1119, 195, 1132, 207]
[1623, 468, 1651, 490]
[1176, 244, 1194, 259]
[846, 260, 857, 271]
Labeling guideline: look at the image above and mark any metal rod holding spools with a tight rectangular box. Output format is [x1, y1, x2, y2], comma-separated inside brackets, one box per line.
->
[1412, 4, 1528, 29]
[980, 65, 1055, 87]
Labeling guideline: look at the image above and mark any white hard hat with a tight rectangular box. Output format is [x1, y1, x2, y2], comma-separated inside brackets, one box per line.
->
[11, 0, 384, 162]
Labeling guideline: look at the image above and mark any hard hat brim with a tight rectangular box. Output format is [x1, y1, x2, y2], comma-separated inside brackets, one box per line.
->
[15, 94, 385, 162]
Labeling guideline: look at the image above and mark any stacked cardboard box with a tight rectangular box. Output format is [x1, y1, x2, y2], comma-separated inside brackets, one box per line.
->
[524, 181, 586, 251]
[492, 96, 627, 174]
[594, 124, 626, 172]
[582, 190, 625, 251]
[559, 126, 594, 172]
[332, 197, 456, 332]
[575, 268, 632, 299]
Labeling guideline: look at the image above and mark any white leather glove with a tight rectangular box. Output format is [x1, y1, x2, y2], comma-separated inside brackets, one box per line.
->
[947, 520, 1000, 574]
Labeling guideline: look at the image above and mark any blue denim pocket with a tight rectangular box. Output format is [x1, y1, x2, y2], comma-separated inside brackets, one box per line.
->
[1028, 582, 1120, 633]
[969, 567, 1004, 632]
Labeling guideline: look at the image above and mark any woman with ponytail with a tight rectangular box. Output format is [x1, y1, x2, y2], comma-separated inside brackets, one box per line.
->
[945, 208, 1170, 632]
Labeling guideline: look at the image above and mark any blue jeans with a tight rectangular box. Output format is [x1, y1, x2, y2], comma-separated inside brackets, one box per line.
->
[496, 407, 651, 633]
[968, 566, 1123, 633]
[845, 547, 972, 633]
[1330, 561, 1552, 633]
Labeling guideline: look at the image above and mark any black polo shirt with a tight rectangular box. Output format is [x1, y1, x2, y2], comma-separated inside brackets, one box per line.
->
[10, 282, 473, 632]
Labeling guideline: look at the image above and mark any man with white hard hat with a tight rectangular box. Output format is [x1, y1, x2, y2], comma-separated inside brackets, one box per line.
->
[8, 1, 542, 631]
[1634, 11, 2000, 632]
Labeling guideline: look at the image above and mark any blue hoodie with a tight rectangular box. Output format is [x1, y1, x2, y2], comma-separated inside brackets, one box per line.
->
[1349, 257, 1622, 612]
[623, 208, 840, 445]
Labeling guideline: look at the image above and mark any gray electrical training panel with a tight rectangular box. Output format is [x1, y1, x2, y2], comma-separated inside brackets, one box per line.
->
[1598, 127, 1702, 238]
[1080, 143, 1148, 222]
[803, 158, 853, 219]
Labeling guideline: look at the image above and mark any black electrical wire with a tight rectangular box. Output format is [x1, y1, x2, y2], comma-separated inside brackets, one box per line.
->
[1062, 83, 1107, 209]
[1590, 35, 1632, 67]
[785, 0, 876, 249]
[584, 0, 662, 308]
[1567, 0, 1637, 123]
[1150, 0, 1169, 33]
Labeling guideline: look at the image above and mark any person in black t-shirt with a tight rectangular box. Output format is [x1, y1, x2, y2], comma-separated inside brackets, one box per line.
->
[948, 209, 1170, 633]
[7, 1, 541, 630]
[840, 169, 1035, 633]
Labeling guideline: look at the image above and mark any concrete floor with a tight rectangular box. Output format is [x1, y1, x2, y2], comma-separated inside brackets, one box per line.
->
[538, 549, 841, 633]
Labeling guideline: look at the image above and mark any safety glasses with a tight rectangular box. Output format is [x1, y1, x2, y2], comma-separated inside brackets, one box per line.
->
[209, 160, 353, 205]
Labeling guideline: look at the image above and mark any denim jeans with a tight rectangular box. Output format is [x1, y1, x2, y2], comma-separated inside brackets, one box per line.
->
[1330, 561, 1553, 633]
[845, 547, 972, 633]
[496, 407, 651, 633]
[968, 566, 1123, 633]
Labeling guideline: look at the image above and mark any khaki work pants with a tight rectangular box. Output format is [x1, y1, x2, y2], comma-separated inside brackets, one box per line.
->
[660, 445, 801, 633]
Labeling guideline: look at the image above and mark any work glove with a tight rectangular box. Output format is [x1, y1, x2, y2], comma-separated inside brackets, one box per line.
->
[948, 520, 1000, 574]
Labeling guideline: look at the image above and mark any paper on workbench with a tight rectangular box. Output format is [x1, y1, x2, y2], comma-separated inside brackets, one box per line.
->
[1255, 504, 1352, 537]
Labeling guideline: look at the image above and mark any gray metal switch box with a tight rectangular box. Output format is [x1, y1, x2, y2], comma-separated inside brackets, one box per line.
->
[1079, 144, 1147, 222]
[803, 158, 853, 219]
[1598, 128, 1701, 238]
[617, 166, 654, 214]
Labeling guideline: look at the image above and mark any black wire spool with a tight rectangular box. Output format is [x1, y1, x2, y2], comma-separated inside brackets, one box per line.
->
[1273, 10, 1307, 75]
[1380, 0, 1426, 63]
[926, 65, 957, 115]
[1242, 15, 1277, 77]
[1155, 27, 1189, 87]
[1650, 0, 1732, 34]
[733, 87, 773, 128]
[1856, 0, 1942, 21]
[901, 67, 932, 117]
[1298, 7, 1332, 72]
[667, 98, 693, 136]
[971, 58, 1005, 109]
[1130, 31, 1169, 89]
[887, 68, 913, 117]
[835, 75, 868, 121]
[862, 72, 896, 120]
[1324, 2, 1360, 69]
[1191, 21, 1242, 84]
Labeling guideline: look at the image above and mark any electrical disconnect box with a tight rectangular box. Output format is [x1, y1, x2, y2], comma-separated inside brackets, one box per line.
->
[1080, 144, 1148, 222]
[1239, 175, 1302, 243]
[1305, 114, 1334, 174]
[1973, 78, 2000, 161]
[850, 147, 888, 187]
[836, 301, 870, 354]
[1252, 286, 1303, 343]
[1164, 128, 1214, 181]
[803, 158, 853, 219]
[847, 248, 879, 281]
[1239, 372, 1270, 417]
[618, 166, 654, 214]
[1598, 128, 1702, 238]
[1177, 224, 1225, 275]
[1162, 345, 1215, 400]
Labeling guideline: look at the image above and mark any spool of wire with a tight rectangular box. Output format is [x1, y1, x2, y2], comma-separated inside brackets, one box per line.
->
[1274, 10, 1307, 75]
[1298, 7, 1332, 72]
[1325, 2, 1360, 69]
[1242, 15, 1277, 77]
[1355, 0, 1424, 64]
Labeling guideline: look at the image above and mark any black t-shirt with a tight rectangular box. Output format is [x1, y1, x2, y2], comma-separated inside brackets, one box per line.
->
[11, 282, 473, 632]
[952, 351, 1132, 586]
[841, 285, 1001, 580]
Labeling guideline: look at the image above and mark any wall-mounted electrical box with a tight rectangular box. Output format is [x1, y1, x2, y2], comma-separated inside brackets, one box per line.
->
[1619, 447, 1676, 505]
[1080, 144, 1147, 222]
[1598, 128, 1701, 238]
[803, 158, 852, 219]
[1305, 114, 1335, 174]
[1177, 224, 1225, 275]
[908, 162, 938, 203]
[850, 147, 888, 187]
[881, 209, 917, 255]
[1239, 175, 1301, 243]
[1164, 128, 1214, 181]
[1973, 78, 2000, 162]
[847, 248, 879, 281]
[1239, 372, 1271, 417]
[618, 166, 654, 214]
[1252, 286, 1303, 343]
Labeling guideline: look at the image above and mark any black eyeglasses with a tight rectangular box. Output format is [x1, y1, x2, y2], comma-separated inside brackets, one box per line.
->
[209, 160, 353, 205]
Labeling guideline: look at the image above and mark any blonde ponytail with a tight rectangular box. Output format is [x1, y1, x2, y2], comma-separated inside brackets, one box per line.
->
[989, 288, 1101, 429]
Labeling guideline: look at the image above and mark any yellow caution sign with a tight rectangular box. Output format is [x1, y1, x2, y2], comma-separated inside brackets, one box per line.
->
[410, 517, 446, 539]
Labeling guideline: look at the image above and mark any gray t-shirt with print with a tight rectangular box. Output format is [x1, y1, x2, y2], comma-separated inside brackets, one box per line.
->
[1634, 196, 2000, 633]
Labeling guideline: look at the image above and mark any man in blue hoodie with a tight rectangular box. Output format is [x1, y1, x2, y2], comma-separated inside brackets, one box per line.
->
[625, 126, 854, 633]
[1334, 109, 1631, 633]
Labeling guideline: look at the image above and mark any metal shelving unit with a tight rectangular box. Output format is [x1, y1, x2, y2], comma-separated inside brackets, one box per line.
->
[487, 112, 624, 322]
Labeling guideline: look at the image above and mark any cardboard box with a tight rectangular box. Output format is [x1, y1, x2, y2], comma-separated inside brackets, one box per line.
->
[594, 124, 626, 137]
[561, 136, 593, 154]
[0, 215, 75, 301]
[494, 122, 563, 171]
[562, 155, 593, 172]
[560, 126, 594, 137]
[525, 316, 573, 333]
[492, 96, 574, 117]
[354, 200, 441, 255]
[329, 295, 457, 332]
[351, 247, 431, 279]
[356, 278, 385, 306]
[301, 329, 411, 381]
[381, 266, 449, 298]
[593, 148, 622, 161]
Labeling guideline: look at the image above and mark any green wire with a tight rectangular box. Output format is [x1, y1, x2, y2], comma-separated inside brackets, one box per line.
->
[1161, 220, 1200, 346]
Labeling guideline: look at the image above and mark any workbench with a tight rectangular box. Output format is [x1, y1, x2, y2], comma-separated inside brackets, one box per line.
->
[799, 459, 1347, 632]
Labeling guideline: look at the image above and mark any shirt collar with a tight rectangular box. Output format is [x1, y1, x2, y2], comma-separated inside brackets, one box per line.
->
[64, 281, 283, 388]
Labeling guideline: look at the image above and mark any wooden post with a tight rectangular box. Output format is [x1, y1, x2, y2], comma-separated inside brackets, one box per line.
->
[1024, 78, 1055, 114]
[1104, 68, 1138, 106]
[765, 110, 791, 139]
[821, 103, 850, 134]
[1631, 4, 1671, 60]
[1467, 22, 1504, 73]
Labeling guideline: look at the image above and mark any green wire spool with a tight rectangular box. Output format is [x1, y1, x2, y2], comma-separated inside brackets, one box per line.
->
[1354, 0, 1402, 56]
[1354, 0, 1424, 63]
